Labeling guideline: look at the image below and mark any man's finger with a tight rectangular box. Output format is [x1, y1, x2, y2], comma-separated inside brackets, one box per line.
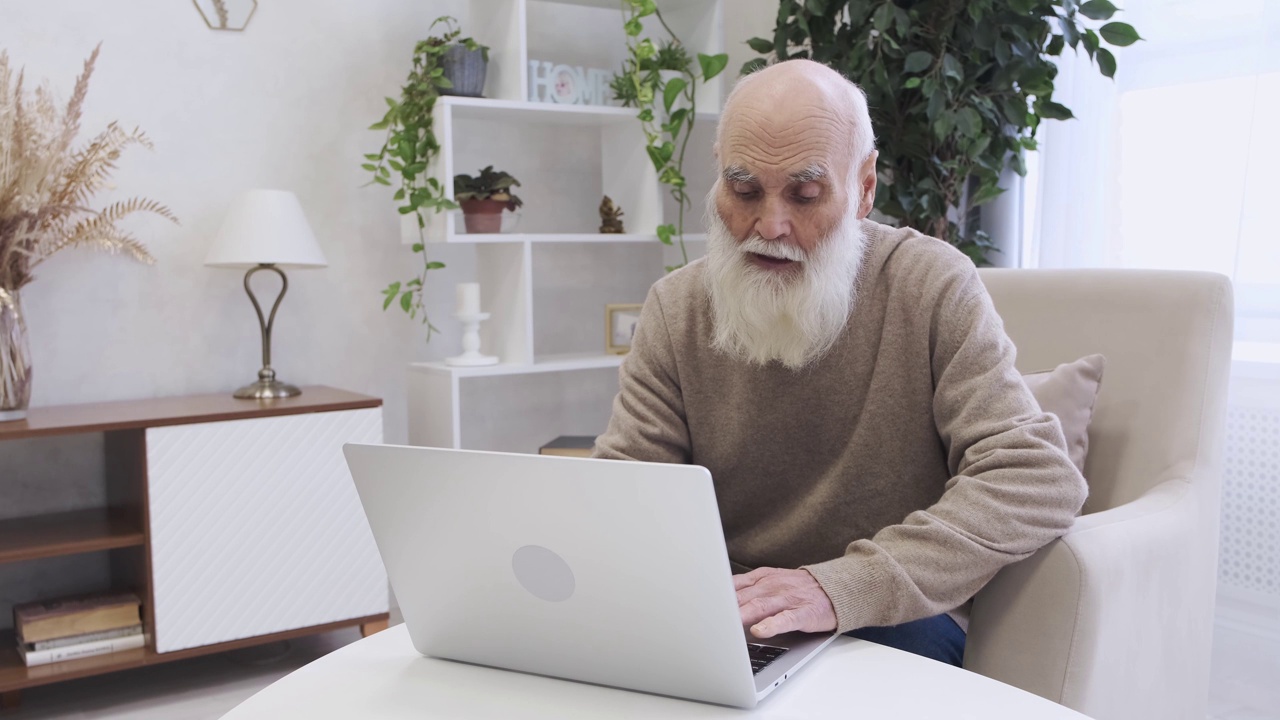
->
[732, 567, 772, 590]
[738, 594, 791, 628]
[750, 607, 808, 639]
[735, 578, 779, 608]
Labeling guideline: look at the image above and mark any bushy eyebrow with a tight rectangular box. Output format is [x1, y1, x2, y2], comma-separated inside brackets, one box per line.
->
[721, 164, 828, 185]
[722, 165, 756, 184]
[789, 164, 827, 183]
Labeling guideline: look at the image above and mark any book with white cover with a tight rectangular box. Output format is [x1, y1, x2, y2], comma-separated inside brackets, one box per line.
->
[17, 631, 145, 666]
[29, 624, 143, 651]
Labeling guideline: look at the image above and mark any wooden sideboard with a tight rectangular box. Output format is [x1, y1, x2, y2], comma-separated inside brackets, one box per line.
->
[0, 387, 389, 709]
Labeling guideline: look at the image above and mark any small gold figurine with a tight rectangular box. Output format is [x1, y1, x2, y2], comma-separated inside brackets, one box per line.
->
[599, 195, 625, 234]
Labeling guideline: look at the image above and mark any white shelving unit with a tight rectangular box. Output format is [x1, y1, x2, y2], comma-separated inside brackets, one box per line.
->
[444, 232, 708, 244]
[407, 0, 723, 451]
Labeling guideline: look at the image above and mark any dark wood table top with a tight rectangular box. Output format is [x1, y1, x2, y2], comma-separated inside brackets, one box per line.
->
[0, 386, 381, 441]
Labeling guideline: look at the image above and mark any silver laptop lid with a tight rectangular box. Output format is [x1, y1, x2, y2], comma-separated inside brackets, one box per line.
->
[344, 443, 760, 708]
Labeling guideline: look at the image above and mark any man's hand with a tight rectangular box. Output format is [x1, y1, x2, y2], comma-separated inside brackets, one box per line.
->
[734, 567, 837, 638]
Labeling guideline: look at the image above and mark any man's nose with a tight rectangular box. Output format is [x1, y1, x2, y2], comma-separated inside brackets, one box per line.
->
[754, 198, 791, 241]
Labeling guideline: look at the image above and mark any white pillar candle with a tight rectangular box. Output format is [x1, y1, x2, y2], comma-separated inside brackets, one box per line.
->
[456, 283, 482, 315]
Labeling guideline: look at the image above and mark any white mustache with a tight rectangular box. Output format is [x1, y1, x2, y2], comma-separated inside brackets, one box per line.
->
[739, 236, 807, 263]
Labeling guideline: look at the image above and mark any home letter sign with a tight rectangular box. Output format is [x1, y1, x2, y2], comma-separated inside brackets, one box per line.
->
[528, 60, 614, 106]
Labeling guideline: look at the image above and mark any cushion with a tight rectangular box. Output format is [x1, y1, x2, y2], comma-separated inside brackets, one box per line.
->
[1022, 354, 1106, 474]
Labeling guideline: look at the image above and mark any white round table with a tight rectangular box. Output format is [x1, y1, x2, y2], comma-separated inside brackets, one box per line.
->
[221, 625, 1091, 719]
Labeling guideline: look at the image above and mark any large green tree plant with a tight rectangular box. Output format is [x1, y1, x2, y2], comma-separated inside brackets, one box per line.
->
[744, 0, 1140, 263]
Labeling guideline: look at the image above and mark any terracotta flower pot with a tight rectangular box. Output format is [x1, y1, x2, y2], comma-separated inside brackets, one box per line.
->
[460, 198, 508, 234]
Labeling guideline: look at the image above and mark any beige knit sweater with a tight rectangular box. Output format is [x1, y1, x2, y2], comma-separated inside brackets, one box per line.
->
[593, 220, 1087, 634]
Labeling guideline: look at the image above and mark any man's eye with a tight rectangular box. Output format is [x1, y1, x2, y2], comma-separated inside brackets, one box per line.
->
[734, 188, 759, 200]
[793, 183, 821, 204]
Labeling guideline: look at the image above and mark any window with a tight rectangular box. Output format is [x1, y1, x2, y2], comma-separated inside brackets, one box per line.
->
[1030, 0, 1280, 348]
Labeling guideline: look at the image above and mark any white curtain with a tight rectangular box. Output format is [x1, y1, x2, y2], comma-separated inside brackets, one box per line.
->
[1025, 41, 1120, 269]
[1027, 0, 1280, 352]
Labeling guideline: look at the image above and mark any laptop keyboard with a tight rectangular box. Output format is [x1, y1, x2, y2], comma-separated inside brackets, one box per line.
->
[747, 643, 788, 675]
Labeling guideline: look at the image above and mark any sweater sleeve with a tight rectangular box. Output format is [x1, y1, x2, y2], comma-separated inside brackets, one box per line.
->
[592, 284, 691, 463]
[803, 268, 1088, 633]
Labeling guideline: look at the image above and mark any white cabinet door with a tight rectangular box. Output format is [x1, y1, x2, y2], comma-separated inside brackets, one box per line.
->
[147, 408, 386, 653]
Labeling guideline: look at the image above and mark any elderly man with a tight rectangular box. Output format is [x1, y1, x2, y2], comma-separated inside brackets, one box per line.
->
[592, 60, 1087, 666]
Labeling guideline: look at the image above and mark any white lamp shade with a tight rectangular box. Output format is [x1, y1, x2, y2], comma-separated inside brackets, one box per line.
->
[204, 189, 328, 268]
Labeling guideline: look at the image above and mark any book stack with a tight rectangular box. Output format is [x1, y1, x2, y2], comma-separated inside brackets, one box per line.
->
[14, 592, 144, 666]
[538, 436, 597, 458]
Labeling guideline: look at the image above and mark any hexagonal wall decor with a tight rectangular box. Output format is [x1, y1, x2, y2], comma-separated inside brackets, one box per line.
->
[193, 0, 257, 31]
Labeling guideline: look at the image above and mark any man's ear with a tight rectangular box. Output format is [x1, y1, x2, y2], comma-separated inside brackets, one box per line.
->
[857, 150, 878, 219]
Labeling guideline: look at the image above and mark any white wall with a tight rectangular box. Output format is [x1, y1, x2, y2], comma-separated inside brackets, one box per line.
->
[0, 0, 776, 438]
[1, 0, 487, 442]
[0, 0, 778, 624]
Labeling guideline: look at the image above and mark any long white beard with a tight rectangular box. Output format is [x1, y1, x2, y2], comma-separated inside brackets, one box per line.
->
[703, 196, 865, 370]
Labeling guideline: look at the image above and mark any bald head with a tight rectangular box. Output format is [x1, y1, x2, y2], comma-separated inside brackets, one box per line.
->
[717, 60, 876, 171]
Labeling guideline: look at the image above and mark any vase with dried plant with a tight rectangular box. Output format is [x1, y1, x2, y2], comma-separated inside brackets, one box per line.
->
[0, 45, 177, 421]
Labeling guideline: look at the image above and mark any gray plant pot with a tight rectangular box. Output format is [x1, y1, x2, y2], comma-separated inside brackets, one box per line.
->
[440, 45, 488, 98]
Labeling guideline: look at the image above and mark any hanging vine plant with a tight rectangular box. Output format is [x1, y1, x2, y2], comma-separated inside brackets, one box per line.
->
[612, 0, 728, 272]
[744, 0, 1140, 264]
[364, 16, 487, 341]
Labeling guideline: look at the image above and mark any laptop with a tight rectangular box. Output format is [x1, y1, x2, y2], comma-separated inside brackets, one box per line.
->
[343, 443, 837, 708]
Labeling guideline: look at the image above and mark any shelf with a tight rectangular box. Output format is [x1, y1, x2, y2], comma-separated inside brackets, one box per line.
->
[531, 0, 630, 7]
[407, 0, 725, 453]
[529, 0, 721, 12]
[440, 95, 718, 126]
[0, 634, 150, 692]
[443, 231, 707, 244]
[0, 613, 387, 693]
[0, 509, 144, 565]
[422, 96, 718, 247]
[411, 353, 626, 378]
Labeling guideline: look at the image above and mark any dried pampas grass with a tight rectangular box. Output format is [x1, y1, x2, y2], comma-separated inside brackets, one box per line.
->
[0, 44, 177, 291]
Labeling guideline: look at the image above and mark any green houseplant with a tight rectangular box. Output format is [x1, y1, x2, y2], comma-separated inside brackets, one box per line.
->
[609, 40, 691, 107]
[612, 0, 728, 271]
[743, 0, 1140, 264]
[364, 16, 487, 341]
[454, 166, 523, 234]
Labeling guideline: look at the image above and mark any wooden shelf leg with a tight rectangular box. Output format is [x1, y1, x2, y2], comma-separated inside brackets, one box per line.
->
[1, 690, 20, 711]
[361, 620, 389, 637]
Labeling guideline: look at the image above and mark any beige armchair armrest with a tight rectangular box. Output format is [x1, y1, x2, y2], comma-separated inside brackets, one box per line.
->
[964, 477, 1217, 720]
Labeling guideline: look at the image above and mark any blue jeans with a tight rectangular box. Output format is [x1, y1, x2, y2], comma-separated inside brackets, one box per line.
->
[846, 614, 966, 666]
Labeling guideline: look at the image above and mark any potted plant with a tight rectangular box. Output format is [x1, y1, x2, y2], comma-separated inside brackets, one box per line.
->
[610, 40, 690, 110]
[610, 2, 728, 272]
[0, 46, 176, 421]
[438, 21, 490, 98]
[744, 0, 1140, 265]
[365, 16, 485, 341]
[454, 166, 523, 234]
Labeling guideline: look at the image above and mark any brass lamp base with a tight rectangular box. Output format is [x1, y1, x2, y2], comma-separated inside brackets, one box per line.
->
[234, 368, 301, 400]
[232, 264, 302, 401]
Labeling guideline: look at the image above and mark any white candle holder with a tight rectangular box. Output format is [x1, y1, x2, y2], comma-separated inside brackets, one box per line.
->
[445, 312, 499, 367]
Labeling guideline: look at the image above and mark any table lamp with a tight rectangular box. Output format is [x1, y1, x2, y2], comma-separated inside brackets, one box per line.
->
[205, 189, 327, 399]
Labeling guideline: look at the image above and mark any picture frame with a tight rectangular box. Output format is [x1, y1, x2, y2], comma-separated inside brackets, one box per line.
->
[193, 0, 258, 31]
[605, 304, 643, 355]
